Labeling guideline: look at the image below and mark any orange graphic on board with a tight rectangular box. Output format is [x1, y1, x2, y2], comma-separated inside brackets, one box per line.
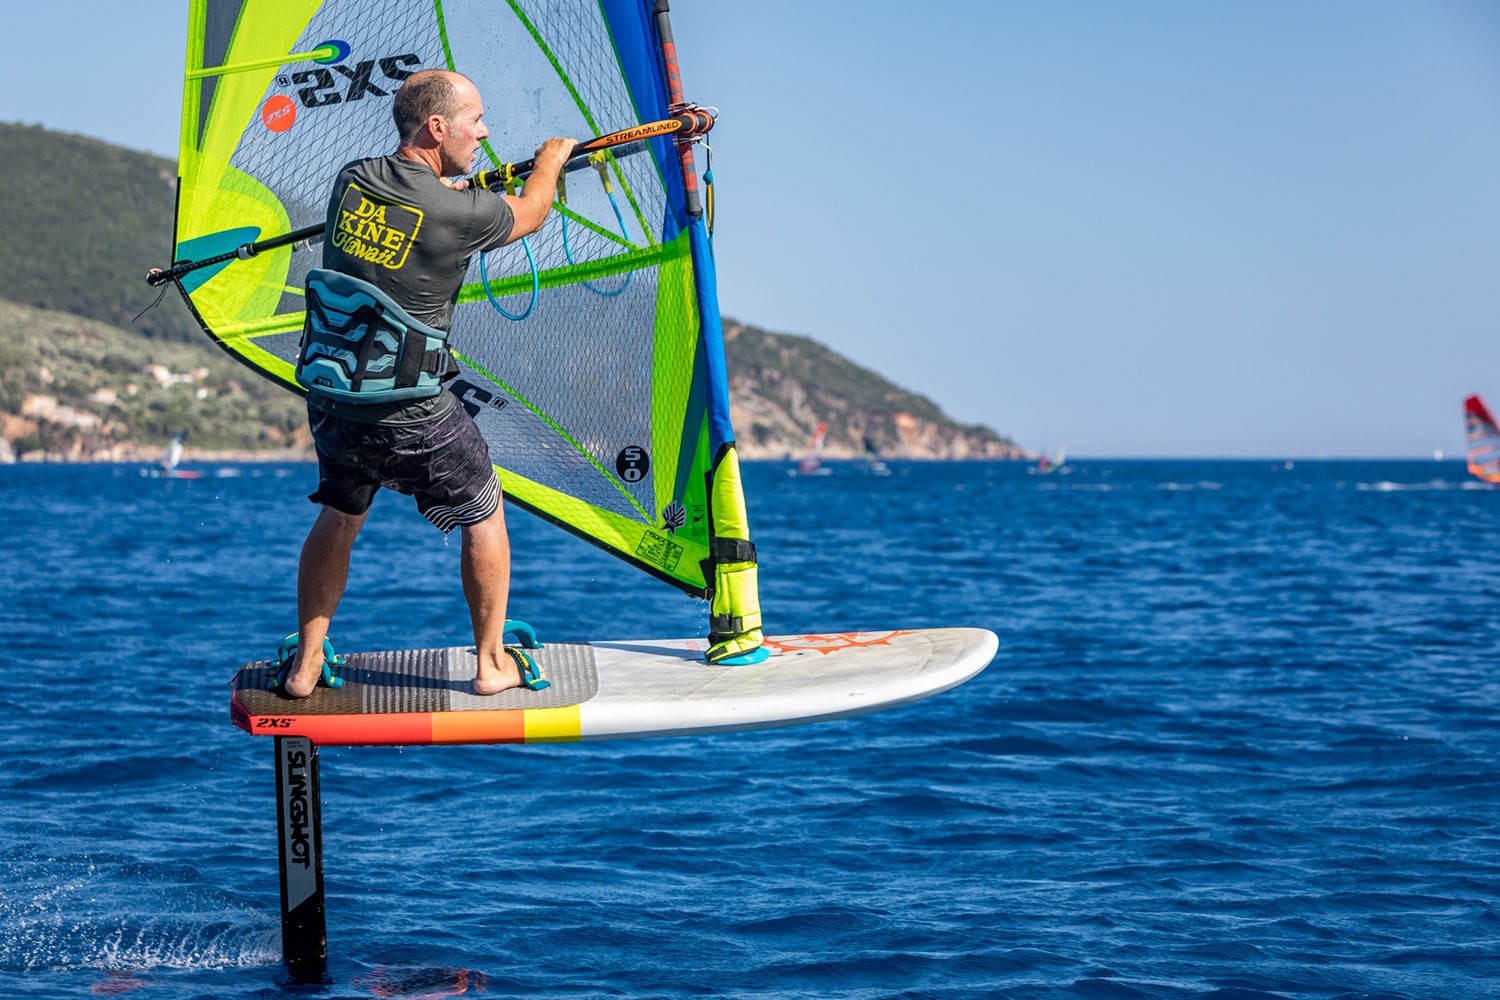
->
[762, 631, 914, 656]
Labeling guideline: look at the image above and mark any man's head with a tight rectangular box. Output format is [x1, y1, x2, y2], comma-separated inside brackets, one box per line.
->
[392, 69, 489, 176]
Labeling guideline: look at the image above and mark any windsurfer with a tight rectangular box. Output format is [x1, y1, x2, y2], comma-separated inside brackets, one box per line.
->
[277, 69, 575, 699]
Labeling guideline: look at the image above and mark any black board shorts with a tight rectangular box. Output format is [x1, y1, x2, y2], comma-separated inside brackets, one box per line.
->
[307, 399, 501, 533]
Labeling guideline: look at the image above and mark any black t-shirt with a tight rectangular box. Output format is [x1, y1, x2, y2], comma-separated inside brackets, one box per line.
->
[311, 155, 515, 425]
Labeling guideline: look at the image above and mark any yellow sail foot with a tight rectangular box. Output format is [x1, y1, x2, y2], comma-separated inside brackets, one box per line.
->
[707, 558, 763, 664]
[706, 445, 765, 664]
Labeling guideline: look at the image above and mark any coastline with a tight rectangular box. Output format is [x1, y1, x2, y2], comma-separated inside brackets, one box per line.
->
[1, 446, 316, 465]
[1, 448, 1034, 466]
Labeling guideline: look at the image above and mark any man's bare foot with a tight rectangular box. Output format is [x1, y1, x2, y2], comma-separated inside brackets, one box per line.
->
[281, 661, 322, 699]
[473, 658, 521, 695]
[473, 648, 544, 695]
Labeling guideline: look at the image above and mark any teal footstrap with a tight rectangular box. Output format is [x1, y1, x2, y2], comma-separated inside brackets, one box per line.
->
[269, 632, 346, 691]
[504, 645, 551, 691]
[504, 619, 544, 650]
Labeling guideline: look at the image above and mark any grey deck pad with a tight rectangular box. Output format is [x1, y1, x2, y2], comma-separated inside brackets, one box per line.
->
[234, 643, 599, 716]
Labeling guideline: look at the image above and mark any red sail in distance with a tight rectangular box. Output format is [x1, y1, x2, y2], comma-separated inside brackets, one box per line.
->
[1464, 395, 1500, 483]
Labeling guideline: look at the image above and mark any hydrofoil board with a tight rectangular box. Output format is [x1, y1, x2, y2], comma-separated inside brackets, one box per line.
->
[230, 628, 997, 746]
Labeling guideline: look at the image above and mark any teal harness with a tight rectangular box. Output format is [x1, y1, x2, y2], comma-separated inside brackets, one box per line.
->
[296, 269, 451, 403]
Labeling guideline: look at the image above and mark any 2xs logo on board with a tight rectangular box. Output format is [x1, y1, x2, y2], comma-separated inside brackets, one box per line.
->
[275, 39, 421, 110]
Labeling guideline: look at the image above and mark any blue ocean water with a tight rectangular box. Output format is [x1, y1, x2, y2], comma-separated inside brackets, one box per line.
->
[2, 459, 1498, 999]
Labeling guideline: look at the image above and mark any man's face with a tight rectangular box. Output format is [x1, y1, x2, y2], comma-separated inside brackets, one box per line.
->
[439, 78, 489, 176]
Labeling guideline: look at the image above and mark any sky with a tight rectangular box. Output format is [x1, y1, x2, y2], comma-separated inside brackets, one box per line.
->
[3, 0, 1499, 458]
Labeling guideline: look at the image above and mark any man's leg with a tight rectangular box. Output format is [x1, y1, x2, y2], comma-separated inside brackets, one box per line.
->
[285, 505, 367, 699]
[464, 504, 534, 695]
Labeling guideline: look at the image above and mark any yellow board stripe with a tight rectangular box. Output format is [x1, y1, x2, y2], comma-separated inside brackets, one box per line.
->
[523, 705, 583, 742]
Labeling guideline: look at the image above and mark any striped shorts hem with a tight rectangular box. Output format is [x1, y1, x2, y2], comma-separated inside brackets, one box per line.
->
[421, 468, 501, 533]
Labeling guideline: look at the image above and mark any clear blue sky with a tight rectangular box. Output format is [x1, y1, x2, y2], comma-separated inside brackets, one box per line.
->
[4, 1, 1499, 457]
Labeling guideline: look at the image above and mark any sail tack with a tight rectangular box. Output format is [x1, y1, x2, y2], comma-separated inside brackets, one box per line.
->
[171, 0, 762, 658]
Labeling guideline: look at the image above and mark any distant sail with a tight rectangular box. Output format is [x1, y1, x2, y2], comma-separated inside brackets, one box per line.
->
[162, 0, 762, 662]
[144, 430, 202, 479]
[160, 431, 186, 472]
[795, 422, 829, 476]
[1464, 395, 1500, 483]
[1033, 444, 1066, 475]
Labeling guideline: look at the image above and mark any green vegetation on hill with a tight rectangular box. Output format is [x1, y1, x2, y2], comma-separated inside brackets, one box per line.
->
[0, 123, 201, 343]
[0, 299, 306, 458]
[723, 320, 1017, 458]
[726, 323, 945, 423]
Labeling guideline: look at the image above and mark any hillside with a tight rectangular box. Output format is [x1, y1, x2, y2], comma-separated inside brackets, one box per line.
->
[0, 299, 308, 463]
[0, 123, 1023, 462]
[723, 321, 1020, 460]
[0, 124, 202, 344]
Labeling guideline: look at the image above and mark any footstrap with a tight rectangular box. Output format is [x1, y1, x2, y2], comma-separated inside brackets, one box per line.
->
[268, 632, 346, 691]
[504, 646, 550, 691]
[504, 619, 544, 649]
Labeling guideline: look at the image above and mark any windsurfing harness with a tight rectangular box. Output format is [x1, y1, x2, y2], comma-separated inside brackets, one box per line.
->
[296, 269, 450, 404]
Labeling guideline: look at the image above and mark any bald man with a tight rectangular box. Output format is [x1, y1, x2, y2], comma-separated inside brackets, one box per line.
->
[277, 69, 574, 699]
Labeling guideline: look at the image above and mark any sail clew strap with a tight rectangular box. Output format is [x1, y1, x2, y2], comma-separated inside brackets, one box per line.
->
[711, 537, 756, 563]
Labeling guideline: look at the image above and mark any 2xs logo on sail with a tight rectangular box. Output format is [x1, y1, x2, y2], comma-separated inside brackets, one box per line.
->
[277, 48, 421, 109]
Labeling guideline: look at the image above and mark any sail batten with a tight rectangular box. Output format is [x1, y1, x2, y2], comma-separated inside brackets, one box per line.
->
[170, 0, 763, 659]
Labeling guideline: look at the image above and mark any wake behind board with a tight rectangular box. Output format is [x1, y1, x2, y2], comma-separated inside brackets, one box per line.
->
[232, 629, 997, 746]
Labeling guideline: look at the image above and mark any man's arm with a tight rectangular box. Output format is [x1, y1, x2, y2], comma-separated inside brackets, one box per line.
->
[501, 138, 576, 242]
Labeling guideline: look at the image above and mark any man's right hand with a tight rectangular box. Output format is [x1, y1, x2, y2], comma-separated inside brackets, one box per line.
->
[533, 137, 578, 171]
[502, 137, 578, 241]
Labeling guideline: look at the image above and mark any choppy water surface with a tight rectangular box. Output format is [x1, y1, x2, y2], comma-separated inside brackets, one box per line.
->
[1, 459, 1497, 999]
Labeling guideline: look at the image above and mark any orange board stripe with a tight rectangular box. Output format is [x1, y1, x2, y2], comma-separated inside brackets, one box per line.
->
[431, 709, 527, 745]
[277, 712, 435, 746]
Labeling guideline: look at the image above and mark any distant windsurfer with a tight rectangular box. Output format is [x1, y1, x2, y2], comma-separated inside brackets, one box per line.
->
[275, 69, 575, 699]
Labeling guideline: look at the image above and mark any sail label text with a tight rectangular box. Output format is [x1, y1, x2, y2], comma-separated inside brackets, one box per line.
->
[616, 446, 650, 484]
[331, 184, 423, 270]
[280, 53, 421, 109]
[636, 532, 683, 572]
[453, 379, 509, 419]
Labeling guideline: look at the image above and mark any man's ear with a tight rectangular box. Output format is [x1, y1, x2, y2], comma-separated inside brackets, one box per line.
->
[427, 115, 446, 143]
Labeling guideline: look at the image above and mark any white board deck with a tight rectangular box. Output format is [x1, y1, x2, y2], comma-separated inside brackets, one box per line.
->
[231, 628, 998, 745]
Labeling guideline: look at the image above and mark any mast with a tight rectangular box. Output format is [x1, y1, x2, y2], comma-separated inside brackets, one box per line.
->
[651, 2, 705, 220]
[649, 1, 766, 665]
